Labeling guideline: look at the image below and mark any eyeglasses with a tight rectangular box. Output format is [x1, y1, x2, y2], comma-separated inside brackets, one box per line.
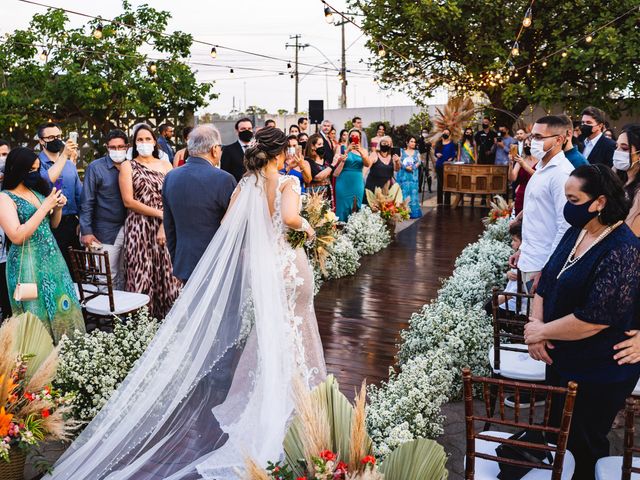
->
[41, 134, 62, 142]
[107, 145, 129, 151]
[530, 134, 559, 141]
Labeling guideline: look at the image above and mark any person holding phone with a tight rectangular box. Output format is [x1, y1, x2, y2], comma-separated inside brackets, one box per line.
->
[36, 122, 83, 270]
[280, 135, 311, 193]
[397, 136, 423, 218]
[333, 128, 371, 221]
[306, 133, 340, 202]
[0, 147, 85, 343]
[364, 135, 399, 195]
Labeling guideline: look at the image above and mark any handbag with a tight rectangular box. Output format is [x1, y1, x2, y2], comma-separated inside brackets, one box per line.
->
[495, 429, 553, 480]
[13, 235, 38, 301]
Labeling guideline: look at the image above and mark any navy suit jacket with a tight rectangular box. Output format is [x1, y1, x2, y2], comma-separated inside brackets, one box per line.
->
[162, 157, 237, 282]
[586, 135, 616, 168]
[221, 141, 246, 182]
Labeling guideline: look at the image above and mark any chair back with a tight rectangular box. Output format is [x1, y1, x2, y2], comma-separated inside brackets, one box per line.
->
[623, 397, 640, 480]
[463, 368, 578, 480]
[68, 248, 115, 312]
[491, 286, 534, 373]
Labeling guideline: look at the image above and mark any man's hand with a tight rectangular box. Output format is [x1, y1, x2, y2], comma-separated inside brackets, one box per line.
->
[530, 271, 542, 294]
[81, 234, 100, 248]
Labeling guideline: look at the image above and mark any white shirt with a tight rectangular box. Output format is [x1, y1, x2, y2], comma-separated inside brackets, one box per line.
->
[518, 150, 574, 273]
[582, 132, 602, 160]
[517, 140, 525, 156]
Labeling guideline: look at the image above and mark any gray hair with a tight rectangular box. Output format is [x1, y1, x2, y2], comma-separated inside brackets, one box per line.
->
[187, 124, 222, 155]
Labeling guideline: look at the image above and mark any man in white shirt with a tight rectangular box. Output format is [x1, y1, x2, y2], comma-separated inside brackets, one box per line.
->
[514, 115, 574, 294]
[515, 128, 527, 156]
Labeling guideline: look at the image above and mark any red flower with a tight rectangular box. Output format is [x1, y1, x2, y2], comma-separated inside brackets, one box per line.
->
[41, 409, 50, 418]
[319, 450, 336, 462]
[335, 461, 348, 472]
[361, 455, 376, 465]
[296, 478, 307, 480]
[273, 466, 280, 473]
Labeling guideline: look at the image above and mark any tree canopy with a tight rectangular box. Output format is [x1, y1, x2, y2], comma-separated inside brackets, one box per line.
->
[0, 0, 215, 144]
[350, 0, 640, 126]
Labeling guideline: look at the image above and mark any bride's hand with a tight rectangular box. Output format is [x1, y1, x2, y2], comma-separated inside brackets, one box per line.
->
[306, 225, 316, 242]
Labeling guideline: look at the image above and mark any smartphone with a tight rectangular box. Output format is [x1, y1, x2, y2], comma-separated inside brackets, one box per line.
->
[287, 146, 296, 156]
[350, 134, 360, 145]
[340, 145, 346, 155]
[69, 131, 78, 144]
[392, 147, 401, 157]
[54, 178, 63, 191]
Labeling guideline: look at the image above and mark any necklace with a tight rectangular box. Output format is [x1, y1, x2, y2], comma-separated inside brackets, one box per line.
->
[557, 220, 623, 279]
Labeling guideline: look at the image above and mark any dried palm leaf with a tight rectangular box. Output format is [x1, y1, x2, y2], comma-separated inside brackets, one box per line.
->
[380, 438, 448, 480]
[348, 381, 372, 472]
[429, 96, 475, 143]
[0, 316, 19, 380]
[41, 406, 80, 442]
[14, 311, 55, 377]
[26, 345, 60, 394]
[240, 457, 271, 480]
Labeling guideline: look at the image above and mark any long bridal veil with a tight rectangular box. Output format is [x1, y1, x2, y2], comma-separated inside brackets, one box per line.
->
[47, 177, 295, 479]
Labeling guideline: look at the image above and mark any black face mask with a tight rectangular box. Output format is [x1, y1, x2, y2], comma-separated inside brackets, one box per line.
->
[24, 171, 41, 188]
[44, 138, 64, 154]
[563, 198, 598, 229]
[580, 124, 594, 137]
[379, 144, 391, 153]
[464, 133, 473, 139]
[442, 133, 450, 140]
[524, 145, 531, 156]
[315, 146, 325, 157]
[482, 123, 490, 129]
[299, 141, 307, 151]
[238, 130, 254, 143]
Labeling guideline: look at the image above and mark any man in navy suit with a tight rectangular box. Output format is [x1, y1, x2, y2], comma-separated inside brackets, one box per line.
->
[162, 124, 237, 283]
[579, 106, 616, 167]
[221, 117, 253, 182]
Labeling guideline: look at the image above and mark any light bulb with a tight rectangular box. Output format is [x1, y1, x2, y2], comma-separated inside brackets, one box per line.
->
[408, 62, 416, 75]
[542, 61, 547, 67]
[39, 50, 48, 61]
[561, 51, 568, 58]
[210, 47, 217, 58]
[523, 8, 532, 27]
[93, 25, 103, 39]
[511, 41, 520, 56]
[586, 34, 593, 43]
[377, 43, 386, 57]
[230, 68, 234, 74]
[324, 7, 334, 23]
[148, 63, 157, 74]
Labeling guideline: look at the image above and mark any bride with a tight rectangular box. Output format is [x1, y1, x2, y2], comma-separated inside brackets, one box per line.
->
[46, 126, 327, 479]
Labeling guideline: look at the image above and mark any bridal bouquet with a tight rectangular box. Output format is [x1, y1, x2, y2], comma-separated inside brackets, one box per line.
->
[287, 192, 338, 273]
[482, 195, 513, 226]
[365, 184, 410, 225]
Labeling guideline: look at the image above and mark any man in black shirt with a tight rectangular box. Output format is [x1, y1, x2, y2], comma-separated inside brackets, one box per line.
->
[474, 117, 497, 164]
[417, 128, 432, 193]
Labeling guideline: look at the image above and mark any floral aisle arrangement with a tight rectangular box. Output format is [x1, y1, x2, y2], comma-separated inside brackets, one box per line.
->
[365, 185, 410, 235]
[319, 235, 361, 282]
[483, 196, 513, 226]
[0, 315, 76, 478]
[343, 207, 391, 256]
[366, 219, 512, 456]
[53, 309, 159, 425]
[244, 376, 447, 480]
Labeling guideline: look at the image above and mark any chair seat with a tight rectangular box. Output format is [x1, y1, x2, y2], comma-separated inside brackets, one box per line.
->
[84, 290, 150, 316]
[596, 456, 640, 479]
[466, 431, 575, 479]
[74, 283, 98, 298]
[489, 344, 546, 381]
[633, 377, 640, 397]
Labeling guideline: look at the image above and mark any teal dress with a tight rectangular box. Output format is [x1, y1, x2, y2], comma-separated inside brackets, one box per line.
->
[335, 151, 365, 221]
[397, 149, 422, 219]
[4, 191, 85, 344]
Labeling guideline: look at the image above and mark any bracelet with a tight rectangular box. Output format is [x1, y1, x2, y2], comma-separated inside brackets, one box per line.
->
[329, 164, 336, 171]
[295, 217, 311, 232]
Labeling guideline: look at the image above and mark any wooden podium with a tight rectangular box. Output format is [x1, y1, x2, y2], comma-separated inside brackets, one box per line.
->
[443, 163, 509, 207]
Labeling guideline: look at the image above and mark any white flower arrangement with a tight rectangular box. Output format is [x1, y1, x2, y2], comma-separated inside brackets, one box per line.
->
[54, 308, 159, 425]
[366, 219, 512, 456]
[343, 206, 391, 256]
[321, 234, 361, 280]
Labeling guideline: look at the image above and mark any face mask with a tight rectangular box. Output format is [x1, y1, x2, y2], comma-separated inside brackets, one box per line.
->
[136, 143, 155, 157]
[238, 130, 253, 143]
[465, 133, 473, 139]
[442, 134, 450, 140]
[524, 145, 532, 156]
[422, 133, 428, 138]
[299, 141, 307, 151]
[580, 124, 594, 137]
[379, 144, 391, 153]
[530, 138, 550, 160]
[482, 123, 489, 129]
[24, 171, 41, 188]
[613, 150, 631, 171]
[44, 138, 64, 154]
[287, 146, 296, 156]
[109, 150, 127, 164]
[563, 198, 598, 229]
[0, 155, 6, 173]
[315, 147, 325, 157]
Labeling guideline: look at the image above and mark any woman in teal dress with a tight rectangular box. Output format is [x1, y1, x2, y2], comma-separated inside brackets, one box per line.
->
[397, 136, 423, 219]
[0, 147, 85, 343]
[334, 129, 371, 221]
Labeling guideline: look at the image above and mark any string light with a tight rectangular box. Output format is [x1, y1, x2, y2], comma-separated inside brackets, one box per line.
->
[561, 51, 568, 58]
[408, 62, 416, 75]
[523, 7, 533, 27]
[229, 68, 234, 74]
[586, 34, 593, 43]
[377, 43, 386, 57]
[39, 49, 47, 60]
[210, 47, 217, 58]
[287, 62, 292, 69]
[93, 24, 103, 39]
[147, 62, 157, 74]
[324, 6, 334, 23]
[511, 41, 520, 56]
[541, 60, 547, 67]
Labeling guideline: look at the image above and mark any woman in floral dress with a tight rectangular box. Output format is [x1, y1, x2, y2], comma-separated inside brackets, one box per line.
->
[120, 125, 180, 319]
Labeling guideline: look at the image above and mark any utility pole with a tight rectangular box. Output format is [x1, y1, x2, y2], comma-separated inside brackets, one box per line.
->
[340, 22, 347, 108]
[286, 35, 309, 114]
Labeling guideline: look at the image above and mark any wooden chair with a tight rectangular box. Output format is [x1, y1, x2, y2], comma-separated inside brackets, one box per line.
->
[595, 397, 640, 479]
[463, 368, 578, 479]
[68, 248, 150, 327]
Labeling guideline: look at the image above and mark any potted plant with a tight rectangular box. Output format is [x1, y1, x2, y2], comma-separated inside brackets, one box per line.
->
[0, 313, 76, 479]
[365, 184, 410, 237]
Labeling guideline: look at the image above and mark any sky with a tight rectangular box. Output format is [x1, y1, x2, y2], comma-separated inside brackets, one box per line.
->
[1, 0, 446, 115]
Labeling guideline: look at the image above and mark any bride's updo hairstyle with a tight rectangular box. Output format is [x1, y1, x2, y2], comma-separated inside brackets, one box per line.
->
[244, 126, 288, 174]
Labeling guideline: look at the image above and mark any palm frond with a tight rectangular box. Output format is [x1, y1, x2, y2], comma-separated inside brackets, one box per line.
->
[14, 312, 55, 377]
[380, 438, 448, 480]
[348, 381, 371, 472]
[429, 96, 476, 143]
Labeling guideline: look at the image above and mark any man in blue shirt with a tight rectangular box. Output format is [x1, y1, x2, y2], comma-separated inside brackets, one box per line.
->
[79, 130, 128, 289]
[559, 114, 588, 168]
[37, 122, 82, 269]
[157, 123, 175, 163]
[494, 125, 517, 166]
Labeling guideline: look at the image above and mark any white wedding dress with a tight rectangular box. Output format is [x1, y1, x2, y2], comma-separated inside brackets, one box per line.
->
[46, 174, 327, 479]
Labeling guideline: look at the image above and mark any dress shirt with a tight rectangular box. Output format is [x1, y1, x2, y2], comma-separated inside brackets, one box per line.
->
[38, 151, 82, 216]
[517, 141, 525, 156]
[518, 150, 574, 273]
[582, 132, 602, 160]
[238, 140, 250, 152]
[79, 156, 126, 245]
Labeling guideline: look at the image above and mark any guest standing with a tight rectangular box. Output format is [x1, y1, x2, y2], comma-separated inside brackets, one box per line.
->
[352, 117, 369, 150]
[120, 125, 180, 319]
[369, 124, 386, 152]
[558, 114, 588, 168]
[297, 132, 309, 152]
[221, 118, 253, 182]
[288, 125, 300, 136]
[458, 128, 477, 164]
[162, 124, 237, 283]
[614, 124, 640, 236]
[156, 123, 176, 164]
[580, 106, 616, 167]
[493, 125, 516, 166]
[281, 135, 311, 193]
[306, 134, 336, 202]
[0, 148, 85, 342]
[319, 120, 336, 164]
[397, 136, 422, 218]
[418, 128, 433, 193]
[333, 129, 371, 221]
[434, 129, 457, 205]
[0, 140, 10, 320]
[364, 136, 398, 193]
[79, 129, 128, 290]
[510, 137, 537, 216]
[298, 117, 309, 135]
[525, 164, 640, 479]
[36, 123, 82, 270]
[475, 117, 497, 164]
[173, 126, 193, 168]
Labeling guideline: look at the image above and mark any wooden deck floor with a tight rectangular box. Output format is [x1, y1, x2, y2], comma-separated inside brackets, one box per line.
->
[315, 206, 488, 399]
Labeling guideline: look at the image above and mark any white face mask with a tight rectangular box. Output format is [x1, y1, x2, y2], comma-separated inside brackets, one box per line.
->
[530, 138, 549, 160]
[613, 150, 631, 171]
[0, 155, 6, 172]
[109, 149, 127, 163]
[136, 143, 155, 157]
